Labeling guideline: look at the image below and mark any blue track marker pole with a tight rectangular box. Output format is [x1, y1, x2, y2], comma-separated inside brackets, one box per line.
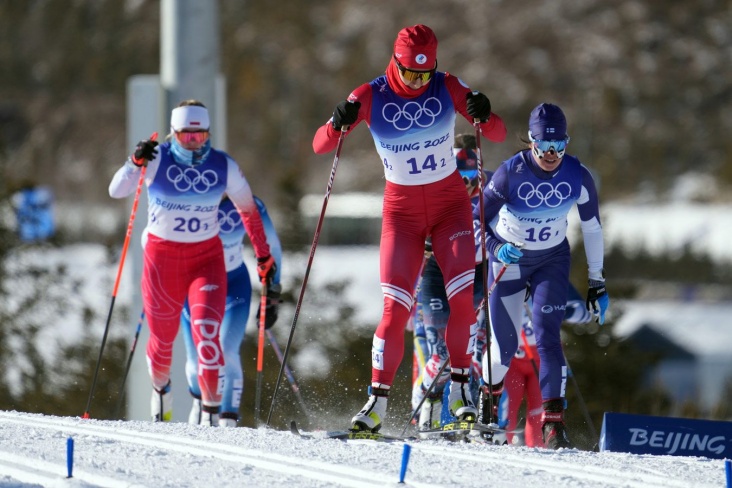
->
[725, 459, 731, 488]
[66, 436, 74, 478]
[398, 443, 412, 484]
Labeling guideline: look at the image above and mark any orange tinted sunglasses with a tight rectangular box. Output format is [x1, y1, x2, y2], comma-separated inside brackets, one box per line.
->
[394, 56, 436, 83]
[175, 130, 209, 145]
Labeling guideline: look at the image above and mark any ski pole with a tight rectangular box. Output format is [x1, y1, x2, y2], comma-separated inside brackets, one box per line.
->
[472, 118, 501, 422]
[265, 122, 350, 427]
[564, 352, 598, 447]
[254, 277, 268, 426]
[266, 329, 311, 421]
[83, 132, 156, 419]
[114, 310, 145, 419]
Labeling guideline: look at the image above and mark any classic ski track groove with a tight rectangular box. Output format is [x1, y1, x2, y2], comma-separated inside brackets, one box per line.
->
[411, 443, 716, 488]
[0, 412, 719, 488]
[0, 412, 422, 487]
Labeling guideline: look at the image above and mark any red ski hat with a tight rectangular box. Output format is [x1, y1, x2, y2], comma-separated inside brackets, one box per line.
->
[393, 24, 438, 70]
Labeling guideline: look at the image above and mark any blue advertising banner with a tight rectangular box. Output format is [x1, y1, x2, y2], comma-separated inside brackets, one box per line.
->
[600, 412, 732, 459]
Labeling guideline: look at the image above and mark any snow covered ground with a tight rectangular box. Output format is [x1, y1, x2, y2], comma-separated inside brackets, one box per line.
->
[3, 189, 732, 486]
[0, 410, 725, 488]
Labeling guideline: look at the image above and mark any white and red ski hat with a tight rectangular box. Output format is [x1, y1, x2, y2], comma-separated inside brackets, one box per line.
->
[170, 105, 210, 131]
[393, 24, 438, 70]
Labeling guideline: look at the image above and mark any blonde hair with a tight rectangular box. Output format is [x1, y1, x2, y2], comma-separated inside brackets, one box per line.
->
[177, 99, 206, 108]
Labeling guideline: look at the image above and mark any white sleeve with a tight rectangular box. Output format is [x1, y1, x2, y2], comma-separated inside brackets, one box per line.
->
[580, 216, 604, 280]
[108, 154, 160, 198]
[224, 158, 257, 213]
[109, 160, 142, 198]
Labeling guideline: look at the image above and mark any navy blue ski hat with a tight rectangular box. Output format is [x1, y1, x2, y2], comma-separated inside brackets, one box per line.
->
[528, 103, 567, 141]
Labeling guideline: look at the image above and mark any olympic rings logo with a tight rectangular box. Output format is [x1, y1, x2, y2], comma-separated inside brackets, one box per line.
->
[517, 181, 572, 208]
[166, 165, 219, 193]
[218, 208, 241, 234]
[382, 97, 442, 131]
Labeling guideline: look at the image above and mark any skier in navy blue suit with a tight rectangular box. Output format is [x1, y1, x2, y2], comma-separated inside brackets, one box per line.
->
[474, 103, 609, 449]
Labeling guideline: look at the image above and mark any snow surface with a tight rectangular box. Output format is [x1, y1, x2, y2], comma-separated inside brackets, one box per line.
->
[0, 410, 725, 488]
[3, 193, 732, 486]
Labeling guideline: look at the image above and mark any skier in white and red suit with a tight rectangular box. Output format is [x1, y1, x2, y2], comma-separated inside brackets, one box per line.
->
[109, 100, 276, 426]
[313, 24, 506, 432]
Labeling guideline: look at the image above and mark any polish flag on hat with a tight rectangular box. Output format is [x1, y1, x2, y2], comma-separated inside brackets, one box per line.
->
[393, 24, 438, 70]
[170, 105, 210, 131]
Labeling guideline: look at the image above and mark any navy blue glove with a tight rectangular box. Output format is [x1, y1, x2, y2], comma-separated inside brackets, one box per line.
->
[332, 100, 361, 131]
[586, 279, 609, 325]
[496, 243, 523, 264]
[466, 91, 491, 122]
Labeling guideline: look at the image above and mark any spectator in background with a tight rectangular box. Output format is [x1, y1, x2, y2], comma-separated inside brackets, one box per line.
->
[12, 182, 55, 243]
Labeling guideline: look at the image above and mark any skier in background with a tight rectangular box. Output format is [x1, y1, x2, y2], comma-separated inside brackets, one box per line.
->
[410, 133, 490, 432]
[313, 24, 506, 433]
[109, 100, 276, 425]
[475, 102, 609, 449]
[181, 195, 282, 427]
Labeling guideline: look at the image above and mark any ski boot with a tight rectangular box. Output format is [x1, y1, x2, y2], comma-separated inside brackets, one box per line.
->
[542, 399, 573, 449]
[199, 404, 220, 427]
[188, 392, 202, 425]
[477, 380, 503, 425]
[151, 380, 172, 422]
[418, 395, 443, 431]
[351, 385, 389, 432]
[219, 412, 238, 428]
[447, 369, 477, 422]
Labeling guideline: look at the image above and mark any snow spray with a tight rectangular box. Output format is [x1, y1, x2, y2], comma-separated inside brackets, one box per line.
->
[66, 436, 74, 478]
[398, 443, 412, 483]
